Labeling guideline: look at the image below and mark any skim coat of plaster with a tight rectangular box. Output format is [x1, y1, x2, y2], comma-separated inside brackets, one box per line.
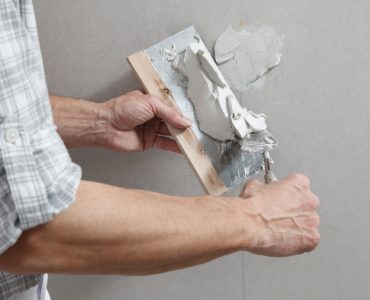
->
[215, 25, 284, 92]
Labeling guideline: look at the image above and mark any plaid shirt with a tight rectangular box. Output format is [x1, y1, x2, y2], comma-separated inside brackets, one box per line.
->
[0, 0, 81, 299]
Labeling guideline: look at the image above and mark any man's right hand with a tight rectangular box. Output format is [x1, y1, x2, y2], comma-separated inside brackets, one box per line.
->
[238, 174, 320, 257]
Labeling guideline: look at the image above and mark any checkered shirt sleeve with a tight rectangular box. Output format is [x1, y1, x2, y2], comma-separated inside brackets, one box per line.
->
[0, 0, 82, 298]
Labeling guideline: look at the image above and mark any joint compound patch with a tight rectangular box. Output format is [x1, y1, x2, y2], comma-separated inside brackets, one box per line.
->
[214, 25, 284, 93]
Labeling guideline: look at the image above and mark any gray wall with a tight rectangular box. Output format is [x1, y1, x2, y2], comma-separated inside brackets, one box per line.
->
[33, 0, 370, 299]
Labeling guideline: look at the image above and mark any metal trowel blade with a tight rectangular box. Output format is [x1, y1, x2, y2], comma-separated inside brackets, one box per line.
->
[144, 26, 277, 189]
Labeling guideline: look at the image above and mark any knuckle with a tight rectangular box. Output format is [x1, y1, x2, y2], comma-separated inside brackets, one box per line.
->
[146, 95, 158, 104]
[241, 180, 261, 197]
[145, 95, 161, 114]
[312, 231, 321, 246]
[311, 194, 320, 209]
[304, 194, 320, 211]
[302, 198, 315, 211]
[289, 173, 310, 188]
[240, 187, 250, 198]
[248, 179, 261, 186]
[288, 173, 301, 181]
[306, 230, 320, 250]
[308, 198, 317, 210]
[309, 213, 320, 227]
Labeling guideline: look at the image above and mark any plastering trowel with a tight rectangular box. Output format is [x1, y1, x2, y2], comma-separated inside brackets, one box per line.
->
[128, 26, 277, 196]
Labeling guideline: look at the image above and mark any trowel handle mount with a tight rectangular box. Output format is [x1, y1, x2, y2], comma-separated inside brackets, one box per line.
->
[263, 152, 278, 184]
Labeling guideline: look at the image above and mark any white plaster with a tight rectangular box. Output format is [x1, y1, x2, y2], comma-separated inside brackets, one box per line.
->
[214, 25, 284, 92]
[173, 41, 267, 142]
[162, 44, 177, 61]
[172, 54, 187, 77]
[197, 49, 227, 88]
[181, 43, 234, 141]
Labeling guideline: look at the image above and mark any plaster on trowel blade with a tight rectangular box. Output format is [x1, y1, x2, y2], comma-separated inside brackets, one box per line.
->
[144, 26, 277, 189]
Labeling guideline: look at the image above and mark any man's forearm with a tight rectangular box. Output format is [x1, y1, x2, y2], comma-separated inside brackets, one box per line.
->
[50, 95, 112, 148]
[0, 181, 246, 275]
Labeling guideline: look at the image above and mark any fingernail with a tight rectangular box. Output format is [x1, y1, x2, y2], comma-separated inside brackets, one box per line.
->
[182, 116, 192, 126]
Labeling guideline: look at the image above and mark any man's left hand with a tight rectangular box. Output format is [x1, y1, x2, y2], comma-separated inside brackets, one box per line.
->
[100, 90, 192, 153]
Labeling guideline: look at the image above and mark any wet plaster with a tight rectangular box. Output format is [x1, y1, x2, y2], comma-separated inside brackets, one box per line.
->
[214, 25, 284, 92]
[172, 41, 267, 142]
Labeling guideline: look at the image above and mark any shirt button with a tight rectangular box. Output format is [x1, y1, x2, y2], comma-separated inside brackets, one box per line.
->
[5, 128, 20, 144]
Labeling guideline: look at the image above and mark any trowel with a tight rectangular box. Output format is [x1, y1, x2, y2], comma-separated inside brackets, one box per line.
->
[128, 26, 277, 196]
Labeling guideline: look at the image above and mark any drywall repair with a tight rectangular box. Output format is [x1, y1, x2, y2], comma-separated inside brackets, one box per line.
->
[214, 25, 284, 92]
[171, 42, 267, 142]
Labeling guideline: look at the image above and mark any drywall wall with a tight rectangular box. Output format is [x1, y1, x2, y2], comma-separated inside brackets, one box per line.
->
[33, 0, 370, 299]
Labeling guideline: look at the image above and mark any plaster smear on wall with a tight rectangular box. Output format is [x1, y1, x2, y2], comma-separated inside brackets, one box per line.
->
[170, 42, 267, 142]
[214, 25, 284, 93]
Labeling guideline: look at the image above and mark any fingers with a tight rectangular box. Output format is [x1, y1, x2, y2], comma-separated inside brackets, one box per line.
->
[296, 214, 321, 252]
[145, 95, 192, 129]
[283, 174, 319, 212]
[153, 136, 182, 154]
[157, 122, 171, 136]
[301, 191, 320, 212]
[126, 90, 144, 96]
[145, 118, 172, 137]
[241, 173, 320, 257]
[240, 179, 263, 198]
[143, 118, 182, 154]
[280, 212, 320, 230]
[283, 173, 310, 189]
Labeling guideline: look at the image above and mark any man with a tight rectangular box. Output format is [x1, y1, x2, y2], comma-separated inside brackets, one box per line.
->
[0, 1, 320, 299]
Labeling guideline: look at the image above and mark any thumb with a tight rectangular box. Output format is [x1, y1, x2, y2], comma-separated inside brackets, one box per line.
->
[147, 95, 192, 129]
[240, 179, 263, 198]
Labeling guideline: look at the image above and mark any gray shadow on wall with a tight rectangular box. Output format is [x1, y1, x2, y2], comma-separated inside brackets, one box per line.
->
[86, 70, 141, 103]
[48, 275, 125, 300]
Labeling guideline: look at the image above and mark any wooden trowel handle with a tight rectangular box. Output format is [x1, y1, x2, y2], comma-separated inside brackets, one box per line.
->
[127, 50, 228, 196]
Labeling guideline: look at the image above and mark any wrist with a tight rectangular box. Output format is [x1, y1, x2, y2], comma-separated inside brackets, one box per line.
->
[92, 100, 118, 148]
[82, 100, 116, 148]
[231, 196, 262, 252]
[51, 95, 114, 148]
[196, 195, 250, 253]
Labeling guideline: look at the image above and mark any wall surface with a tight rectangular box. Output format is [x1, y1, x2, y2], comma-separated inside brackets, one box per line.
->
[33, 1, 370, 299]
